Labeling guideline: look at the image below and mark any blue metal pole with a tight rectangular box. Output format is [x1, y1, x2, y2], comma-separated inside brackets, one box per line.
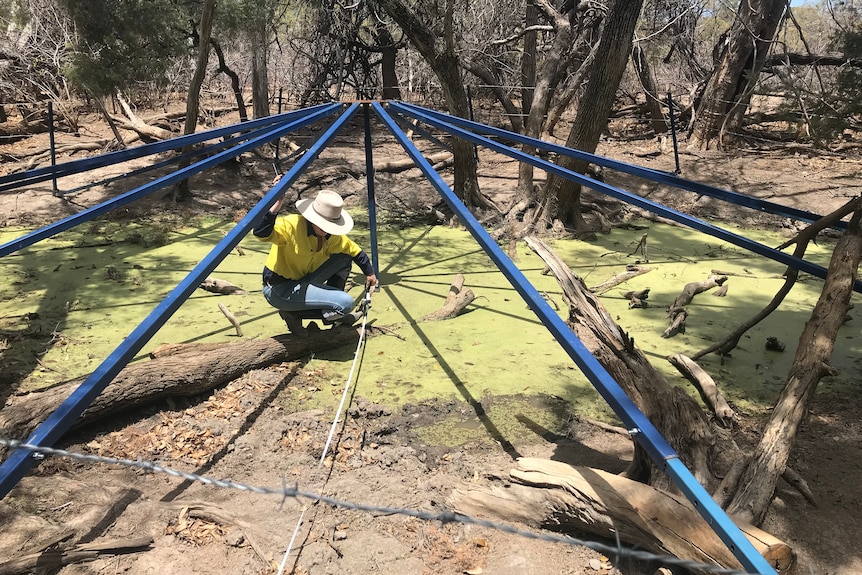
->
[373, 101, 776, 575]
[0, 103, 360, 499]
[395, 102, 843, 231]
[0, 104, 342, 258]
[362, 104, 380, 275]
[0, 105, 333, 192]
[389, 102, 861, 293]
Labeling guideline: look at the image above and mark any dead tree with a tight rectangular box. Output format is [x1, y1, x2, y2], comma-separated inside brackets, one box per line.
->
[422, 274, 475, 321]
[452, 236, 795, 572]
[725, 208, 862, 525]
[0, 329, 359, 445]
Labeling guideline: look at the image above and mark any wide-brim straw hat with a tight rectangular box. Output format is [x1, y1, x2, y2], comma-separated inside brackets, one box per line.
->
[295, 189, 354, 235]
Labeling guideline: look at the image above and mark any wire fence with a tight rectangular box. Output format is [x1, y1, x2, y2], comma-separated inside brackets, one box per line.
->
[0, 95, 810, 575]
[0, 438, 760, 575]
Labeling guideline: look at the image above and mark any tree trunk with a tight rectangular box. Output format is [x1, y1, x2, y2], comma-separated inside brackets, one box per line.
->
[524, 237, 739, 492]
[521, 0, 539, 119]
[375, 20, 402, 100]
[211, 39, 248, 123]
[251, 16, 270, 120]
[450, 458, 794, 573]
[726, 209, 862, 524]
[515, 0, 574, 203]
[542, 0, 643, 233]
[689, 0, 787, 149]
[174, 0, 216, 201]
[631, 43, 668, 135]
[376, 0, 489, 210]
[0, 330, 359, 445]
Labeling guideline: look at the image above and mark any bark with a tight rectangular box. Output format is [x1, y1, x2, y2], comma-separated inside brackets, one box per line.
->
[726, 209, 862, 524]
[542, 0, 643, 233]
[0, 330, 359, 442]
[450, 458, 794, 573]
[689, 0, 787, 149]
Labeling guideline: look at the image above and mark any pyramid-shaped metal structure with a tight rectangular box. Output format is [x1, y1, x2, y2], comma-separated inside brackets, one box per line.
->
[4, 100, 848, 574]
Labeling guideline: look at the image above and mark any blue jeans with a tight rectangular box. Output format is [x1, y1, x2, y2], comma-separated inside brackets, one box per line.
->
[262, 253, 355, 319]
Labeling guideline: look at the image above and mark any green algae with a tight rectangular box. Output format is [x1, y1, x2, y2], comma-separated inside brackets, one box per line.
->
[1, 216, 859, 436]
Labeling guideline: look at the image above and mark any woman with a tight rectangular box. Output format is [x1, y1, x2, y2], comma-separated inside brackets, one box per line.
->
[253, 187, 378, 336]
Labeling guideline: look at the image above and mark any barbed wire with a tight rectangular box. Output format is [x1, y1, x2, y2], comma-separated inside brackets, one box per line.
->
[0, 437, 761, 575]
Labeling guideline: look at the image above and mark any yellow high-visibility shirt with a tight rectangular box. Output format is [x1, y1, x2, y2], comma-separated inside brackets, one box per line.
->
[256, 213, 361, 280]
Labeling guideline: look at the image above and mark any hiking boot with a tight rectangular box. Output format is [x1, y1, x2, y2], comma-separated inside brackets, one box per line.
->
[321, 310, 363, 327]
[335, 310, 364, 327]
[279, 310, 307, 337]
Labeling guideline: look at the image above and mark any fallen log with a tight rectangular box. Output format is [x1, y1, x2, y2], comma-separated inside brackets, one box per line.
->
[0, 475, 144, 574]
[450, 458, 794, 573]
[0, 329, 360, 442]
[589, 264, 652, 295]
[199, 276, 247, 295]
[662, 307, 687, 338]
[422, 274, 475, 321]
[668, 353, 736, 424]
[669, 274, 727, 309]
[0, 536, 152, 575]
[116, 92, 175, 141]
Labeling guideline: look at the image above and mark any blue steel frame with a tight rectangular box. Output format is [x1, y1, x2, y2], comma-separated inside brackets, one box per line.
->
[373, 102, 776, 575]
[396, 102, 846, 231]
[0, 100, 816, 573]
[0, 104, 342, 258]
[0, 102, 360, 497]
[389, 102, 861, 294]
[0, 104, 334, 193]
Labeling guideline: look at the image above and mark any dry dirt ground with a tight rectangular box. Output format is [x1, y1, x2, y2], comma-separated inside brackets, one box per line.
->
[1, 106, 862, 575]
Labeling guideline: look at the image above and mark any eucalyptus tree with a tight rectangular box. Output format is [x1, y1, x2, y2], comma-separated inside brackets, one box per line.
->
[374, 0, 492, 210]
[689, 0, 789, 148]
[539, 0, 644, 235]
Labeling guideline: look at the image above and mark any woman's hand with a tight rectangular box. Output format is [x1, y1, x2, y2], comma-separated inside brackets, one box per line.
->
[365, 274, 379, 292]
[269, 193, 286, 214]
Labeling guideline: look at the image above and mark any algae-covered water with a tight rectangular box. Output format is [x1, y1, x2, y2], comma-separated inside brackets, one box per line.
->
[1, 215, 859, 434]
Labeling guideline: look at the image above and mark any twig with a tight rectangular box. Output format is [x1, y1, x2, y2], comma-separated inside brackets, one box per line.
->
[218, 303, 243, 337]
